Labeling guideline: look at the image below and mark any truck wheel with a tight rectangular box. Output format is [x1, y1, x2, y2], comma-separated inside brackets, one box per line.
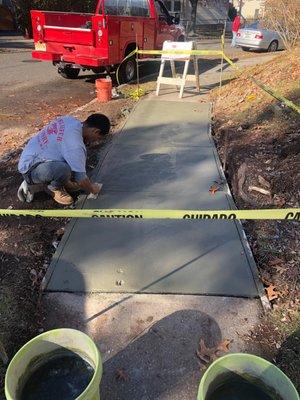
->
[58, 66, 80, 79]
[120, 57, 137, 83]
[241, 47, 251, 52]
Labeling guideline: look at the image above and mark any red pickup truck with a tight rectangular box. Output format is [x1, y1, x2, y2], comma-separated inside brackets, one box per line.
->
[31, 0, 185, 82]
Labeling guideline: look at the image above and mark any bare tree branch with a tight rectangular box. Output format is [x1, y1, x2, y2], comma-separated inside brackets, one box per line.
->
[263, 0, 300, 50]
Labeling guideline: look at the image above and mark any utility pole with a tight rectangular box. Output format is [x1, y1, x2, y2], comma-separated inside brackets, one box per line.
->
[238, 0, 243, 14]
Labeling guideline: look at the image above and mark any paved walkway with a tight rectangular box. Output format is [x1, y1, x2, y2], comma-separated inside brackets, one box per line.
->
[45, 99, 261, 298]
[45, 293, 260, 400]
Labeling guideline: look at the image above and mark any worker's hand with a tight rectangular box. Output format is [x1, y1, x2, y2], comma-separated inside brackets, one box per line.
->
[78, 178, 102, 196]
[91, 182, 102, 195]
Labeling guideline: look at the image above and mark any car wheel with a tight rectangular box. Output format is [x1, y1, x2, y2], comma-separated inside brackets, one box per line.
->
[268, 40, 278, 52]
[58, 66, 80, 79]
[241, 47, 251, 52]
[120, 57, 137, 83]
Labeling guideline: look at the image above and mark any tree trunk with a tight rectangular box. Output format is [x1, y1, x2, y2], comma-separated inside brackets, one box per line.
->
[189, 0, 198, 34]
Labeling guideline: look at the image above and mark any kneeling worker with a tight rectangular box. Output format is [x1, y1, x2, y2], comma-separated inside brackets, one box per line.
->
[17, 113, 110, 205]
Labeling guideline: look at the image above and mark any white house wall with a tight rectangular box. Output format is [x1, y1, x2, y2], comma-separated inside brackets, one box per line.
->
[233, 0, 263, 19]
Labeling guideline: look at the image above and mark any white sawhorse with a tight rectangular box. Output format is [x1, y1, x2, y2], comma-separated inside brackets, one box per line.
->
[156, 41, 200, 99]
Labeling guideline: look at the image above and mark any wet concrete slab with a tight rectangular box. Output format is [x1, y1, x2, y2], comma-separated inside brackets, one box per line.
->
[45, 100, 260, 298]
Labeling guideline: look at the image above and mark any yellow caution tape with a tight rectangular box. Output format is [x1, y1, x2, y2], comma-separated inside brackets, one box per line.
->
[137, 49, 223, 56]
[115, 47, 299, 114]
[116, 48, 138, 86]
[0, 208, 299, 220]
[221, 34, 225, 47]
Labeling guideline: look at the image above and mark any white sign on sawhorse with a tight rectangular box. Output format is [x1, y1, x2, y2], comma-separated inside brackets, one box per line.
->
[156, 41, 200, 99]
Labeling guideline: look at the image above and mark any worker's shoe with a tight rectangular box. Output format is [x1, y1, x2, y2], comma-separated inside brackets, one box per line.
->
[47, 186, 74, 205]
[17, 180, 34, 203]
[65, 180, 81, 193]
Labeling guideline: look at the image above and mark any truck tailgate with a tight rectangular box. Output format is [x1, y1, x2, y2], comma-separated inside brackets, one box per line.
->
[43, 26, 94, 46]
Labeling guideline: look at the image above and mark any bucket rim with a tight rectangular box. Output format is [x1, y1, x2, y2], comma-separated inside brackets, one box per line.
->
[5, 328, 101, 400]
[197, 353, 299, 400]
[95, 78, 112, 84]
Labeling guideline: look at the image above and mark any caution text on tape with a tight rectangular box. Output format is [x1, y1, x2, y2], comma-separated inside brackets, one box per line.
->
[0, 209, 299, 220]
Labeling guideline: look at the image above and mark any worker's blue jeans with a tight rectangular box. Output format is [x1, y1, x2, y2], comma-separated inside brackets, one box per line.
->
[231, 32, 237, 47]
[23, 161, 71, 189]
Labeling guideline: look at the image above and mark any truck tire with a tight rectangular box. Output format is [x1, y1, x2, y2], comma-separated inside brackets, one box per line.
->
[58, 66, 80, 79]
[120, 56, 137, 83]
[241, 47, 251, 52]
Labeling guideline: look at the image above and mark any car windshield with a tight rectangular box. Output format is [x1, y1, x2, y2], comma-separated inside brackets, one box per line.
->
[104, 0, 150, 16]
[246, 21, 263, 30]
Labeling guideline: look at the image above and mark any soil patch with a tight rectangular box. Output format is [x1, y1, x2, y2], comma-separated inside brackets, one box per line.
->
[0, 94, 135, 398]
[211, 47, 300, 389]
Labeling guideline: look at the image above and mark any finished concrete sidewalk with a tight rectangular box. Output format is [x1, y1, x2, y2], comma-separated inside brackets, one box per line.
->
[44, 99, 261, 298]
[44, 97, 264, 400]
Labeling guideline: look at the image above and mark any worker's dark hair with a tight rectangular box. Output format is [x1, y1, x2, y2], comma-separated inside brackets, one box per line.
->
[85, 113, 110, 136]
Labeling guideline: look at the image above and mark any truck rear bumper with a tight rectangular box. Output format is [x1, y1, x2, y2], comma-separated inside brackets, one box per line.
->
[32, 51, 108, 67]
[32, 50, 60, 61]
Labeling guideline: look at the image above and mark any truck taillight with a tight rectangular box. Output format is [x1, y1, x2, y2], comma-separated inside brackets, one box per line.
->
[98, 29, 103, 42]
[255, 33, 263, 39]
[36, 17, 43, 40]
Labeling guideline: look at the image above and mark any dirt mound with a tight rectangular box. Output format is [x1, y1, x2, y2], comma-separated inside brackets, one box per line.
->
[212, 48, 300, 389]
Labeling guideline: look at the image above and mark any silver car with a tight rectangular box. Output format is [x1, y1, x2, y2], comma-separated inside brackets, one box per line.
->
[236, 21, 284, 52]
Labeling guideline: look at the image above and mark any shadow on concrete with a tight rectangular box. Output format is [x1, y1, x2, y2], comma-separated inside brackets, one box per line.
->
[81, 242, 220, 323]
[0, 37, 33, 50]
[43, 273, 223, 399]
[75, 56, 227, 88]
[101, 309, 221, 399]
[42, 260, 224, 400]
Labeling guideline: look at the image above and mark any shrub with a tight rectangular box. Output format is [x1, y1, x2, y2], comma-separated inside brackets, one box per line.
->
[12, 0, 96, 35]
[262, 0, 300, 50]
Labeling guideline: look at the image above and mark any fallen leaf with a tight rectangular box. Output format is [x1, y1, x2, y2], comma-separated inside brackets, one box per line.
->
[273, 195, 285, 207]
[274, 264, 287, 275]
[29, 268, 37, 283]
[29, 246, 43, 257]
[260, 275, 272, 286]
[246, 94, 256, 102]
[55, 227, 65, 237]
[266, 285, 280, 301]
[196, 339, 216, 363]
[216, 339, 232, 353]
[269, 257, 284, 266]
[268, 258, 287, 275]
[209, 184, 220, 195]
[52, 240, 59, 249]
[116, 368, 129, 381]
